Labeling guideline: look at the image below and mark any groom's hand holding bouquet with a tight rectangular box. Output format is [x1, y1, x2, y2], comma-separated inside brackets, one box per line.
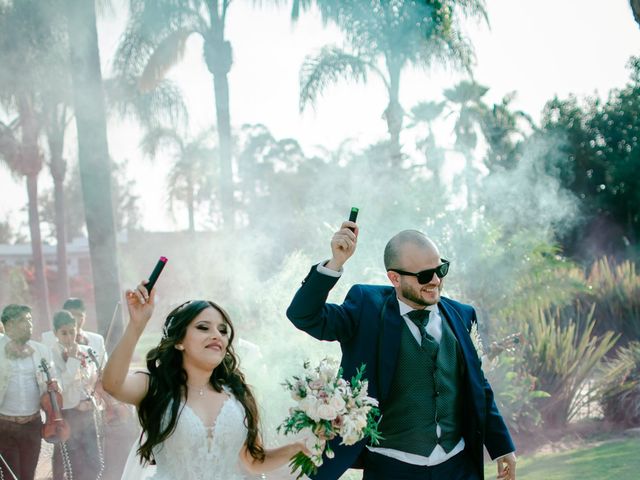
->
[279, 358, 382, 479]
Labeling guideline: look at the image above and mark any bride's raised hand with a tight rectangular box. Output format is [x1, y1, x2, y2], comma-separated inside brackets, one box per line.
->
[125, 281, 155, 333]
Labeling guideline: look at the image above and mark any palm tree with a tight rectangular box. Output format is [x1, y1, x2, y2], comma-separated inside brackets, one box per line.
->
[480, 92, 534, 173]
[0, 115, 51, 328]
[140, 128, 217, 232]
[115, 0, 237, 229]
[443, 79, 489, 206]
[43, 100, 73, 302]
[296, 0, 487, 166]
[409, 100, 447, 187]
[39, 18, 77, 304]
[0, 0, 62, 328]
[63, 0, 123, 342]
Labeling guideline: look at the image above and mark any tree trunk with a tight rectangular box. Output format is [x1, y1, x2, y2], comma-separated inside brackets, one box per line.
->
[204, 8, 234, 230]
[18, 95, 50, 332]
[385, 59, 403, 167]
[48, 108, 70, 302]
[64, 0, 123, 346]
[187, 175, 195, 232]
[52, 173, 70, 301]
[464, 150, 476, 208]
[212, 69, 234, 229]
[26, 174, 51, 331]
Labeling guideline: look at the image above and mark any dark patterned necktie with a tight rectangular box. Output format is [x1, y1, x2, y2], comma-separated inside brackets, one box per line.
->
[407, 309, 434, 343]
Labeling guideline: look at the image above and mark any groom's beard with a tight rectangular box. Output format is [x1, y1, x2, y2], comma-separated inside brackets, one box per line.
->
[400, 280, 442, 306]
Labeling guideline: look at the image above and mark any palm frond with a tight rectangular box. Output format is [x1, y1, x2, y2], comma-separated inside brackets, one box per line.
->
[443, 80, 489, 104]
[139, 127, 184, 158]
[0, 120, 20, 171]
[139, 28, 193, 92]
[299, 46, 369, 112]
[105, 75, 188, 129]
[290, 0, 313, 21]
[410, 101, 446, 125]
[453, 0, 490, 26]
[114, 0, 205, 78]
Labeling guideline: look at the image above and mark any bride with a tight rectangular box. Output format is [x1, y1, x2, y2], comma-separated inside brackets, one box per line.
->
[102, 282, 305, 479]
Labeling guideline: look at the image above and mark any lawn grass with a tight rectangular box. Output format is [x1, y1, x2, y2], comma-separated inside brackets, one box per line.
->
[484, 438, 640, 480]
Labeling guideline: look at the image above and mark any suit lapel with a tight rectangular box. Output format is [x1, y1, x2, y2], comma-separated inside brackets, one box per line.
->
[378, 293, 403, 406]
[439, 298, 487, 424]
[438, 298, 475, 360]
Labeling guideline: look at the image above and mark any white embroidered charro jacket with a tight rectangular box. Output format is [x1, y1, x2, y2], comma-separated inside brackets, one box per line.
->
[0, 335, 54, 408]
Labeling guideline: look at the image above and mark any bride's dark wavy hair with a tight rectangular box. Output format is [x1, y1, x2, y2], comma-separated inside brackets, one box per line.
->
[137, 300, 265, 464]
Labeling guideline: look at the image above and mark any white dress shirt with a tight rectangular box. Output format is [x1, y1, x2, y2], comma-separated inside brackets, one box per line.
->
[52, 344, 99, 410]
[0, 356, 42, 416]
[42, 329, 107, 365]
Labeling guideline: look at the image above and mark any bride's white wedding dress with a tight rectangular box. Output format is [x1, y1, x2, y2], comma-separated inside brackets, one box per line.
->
[121, 392, 249, 480]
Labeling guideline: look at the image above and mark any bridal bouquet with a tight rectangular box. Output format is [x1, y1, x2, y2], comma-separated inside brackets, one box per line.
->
[278, 358, 381, 479]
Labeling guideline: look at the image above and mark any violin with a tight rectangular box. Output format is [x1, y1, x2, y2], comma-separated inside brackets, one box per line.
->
[39, 359, 71, 444]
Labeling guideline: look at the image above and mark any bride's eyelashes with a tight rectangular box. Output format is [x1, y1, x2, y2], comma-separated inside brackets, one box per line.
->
[195, 322, 229, 336]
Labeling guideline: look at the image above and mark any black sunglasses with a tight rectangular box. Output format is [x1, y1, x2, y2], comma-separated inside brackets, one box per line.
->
[388, 259, 450, 284]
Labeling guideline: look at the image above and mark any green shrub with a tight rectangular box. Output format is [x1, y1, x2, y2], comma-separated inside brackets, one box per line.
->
[582, 258, 640, 346]
[485, 353, 549, 433]
[599, 341, 640, 427]
[519, 303, 618, 428]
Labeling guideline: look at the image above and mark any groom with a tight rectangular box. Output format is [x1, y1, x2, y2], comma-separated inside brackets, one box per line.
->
[286, 222, 516, 479]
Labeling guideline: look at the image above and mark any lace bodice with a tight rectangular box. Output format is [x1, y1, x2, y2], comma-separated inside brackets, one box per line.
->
[149, 393, 249, 480]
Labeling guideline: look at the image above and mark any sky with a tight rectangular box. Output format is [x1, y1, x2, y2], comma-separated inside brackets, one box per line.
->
[1, 0, 639, 234]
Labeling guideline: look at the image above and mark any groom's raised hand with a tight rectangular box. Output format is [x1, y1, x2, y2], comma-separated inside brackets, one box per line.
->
[326, 221, 358, 271]
[496, 452, 516, 480]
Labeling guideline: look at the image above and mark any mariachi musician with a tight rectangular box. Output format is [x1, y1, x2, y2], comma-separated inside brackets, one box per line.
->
[51, 310, 102, 480]
[42, 298, 107, 364]
[0, 304, 55, 480]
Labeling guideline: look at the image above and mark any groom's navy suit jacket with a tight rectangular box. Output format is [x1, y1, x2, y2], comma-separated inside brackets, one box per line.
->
[287, 266, 515, 480]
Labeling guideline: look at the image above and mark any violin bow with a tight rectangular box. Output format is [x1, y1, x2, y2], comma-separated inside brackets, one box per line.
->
[0, 452, 19, 480]
[103, 301, 121, 358]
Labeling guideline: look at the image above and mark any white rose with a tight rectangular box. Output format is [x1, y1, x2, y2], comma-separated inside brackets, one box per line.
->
[339, 417, 358, 441]
[340, 420, 362, 446]
[350, 412, 368, 430]
[330, 395, 346, 414]
[316, 403, 338, 421]
[300, 396, 322, 422]
[309, 379, 324, 390]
